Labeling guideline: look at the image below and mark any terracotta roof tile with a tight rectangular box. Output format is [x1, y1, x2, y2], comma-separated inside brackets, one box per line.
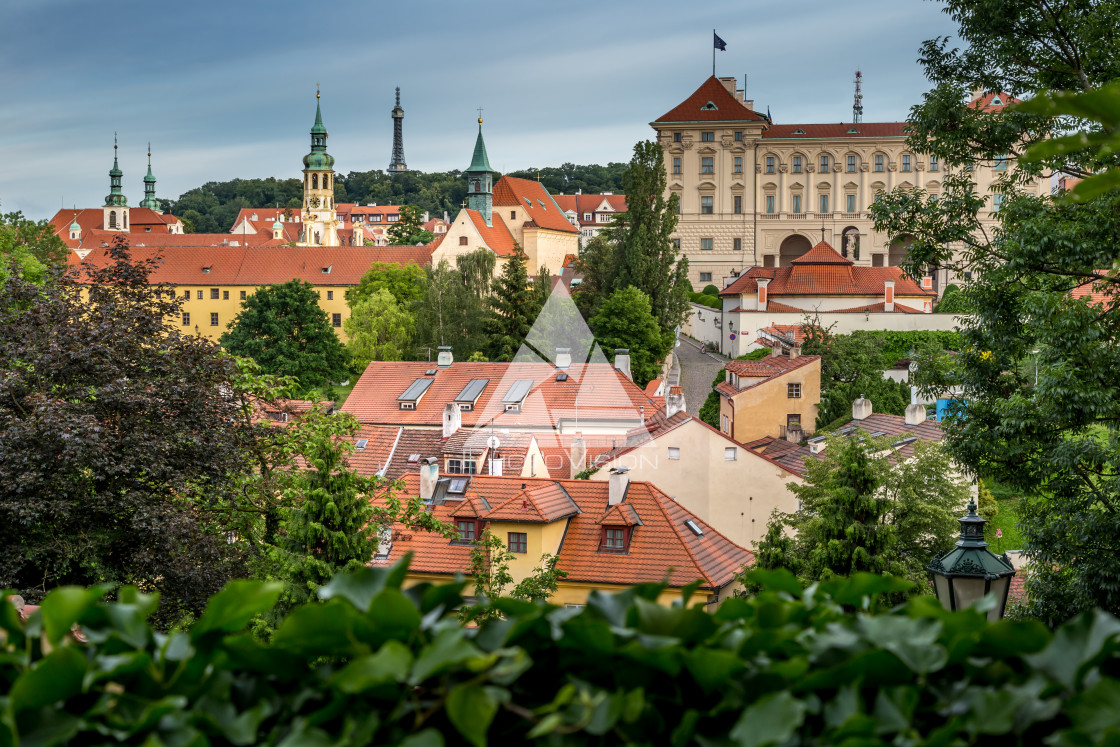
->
[762, 122, 909, 139]
[725, 354, 818, 378]
[550, 193, 627, 227]
[484, 482, 580, 523]
[654, 76, 767, 124]
[493, 177, 580, 234]
[465, 209, 519, 256]
[1072, 273, 1119, 309]
[968, 91, 1020, 113]
[791, 241, 854, 265]
[375, 474, 752, 590]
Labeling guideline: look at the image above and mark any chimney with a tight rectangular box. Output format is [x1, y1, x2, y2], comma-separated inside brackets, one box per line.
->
[666, 386, 686, 417]
[569, 435, 587, 478]
[785, 422, 802, 443]
[377, 526, 392, 557]
[807, 436, 827, 455]
[789, 344, 801, 360]
[419, 457, 439, 502]
[757, 277, 770, 310]
[921, 276, 933, 291]
[613, 349, 632, 380]
[905, 403, 927, 426]
[884, 280, 895, 312]
[555, 347, 572, 370]
[442, 402, 461, 438]
[852, 396, 873, 421]
[771, 342, 782, 357]
[719, 77, 737, 95]
[608, 466, 630, 506]
[437, 346, 453, 368]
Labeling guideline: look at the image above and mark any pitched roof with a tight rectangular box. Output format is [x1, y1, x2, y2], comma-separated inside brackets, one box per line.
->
[791, 241, 854, 265]
[464, 209, 518, 256]
[1072, 273, 1118, 309]
[762, 122, 909, 139]
[376, 474, 752, 590]
[725, 354, 818, 378]
[749, 413, 943, 476]
[493, 177, 580, 234]
[341, 361, 659, 430]
[550, 193, 628, 226]
[654, 76, 767, 124]
[70, 243, 428, 286]
[969, 91, 1020, 113]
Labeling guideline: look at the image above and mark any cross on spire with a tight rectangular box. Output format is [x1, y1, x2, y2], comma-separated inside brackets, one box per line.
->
[476, 106, 484, 123]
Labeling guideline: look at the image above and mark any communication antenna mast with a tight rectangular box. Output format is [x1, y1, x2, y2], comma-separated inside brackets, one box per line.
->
[853, 69, 864, 123]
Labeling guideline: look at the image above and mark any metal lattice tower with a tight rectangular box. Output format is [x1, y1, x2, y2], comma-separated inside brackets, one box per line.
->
[388, 87, 407, 174]
[852, 70, 864, 124]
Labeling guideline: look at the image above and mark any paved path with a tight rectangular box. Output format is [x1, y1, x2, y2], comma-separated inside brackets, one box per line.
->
[675, 336, 728, 414]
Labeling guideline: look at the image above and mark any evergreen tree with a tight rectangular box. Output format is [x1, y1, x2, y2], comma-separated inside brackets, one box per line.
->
[485, 249, 535, 362]
[220, 280, 350, 392]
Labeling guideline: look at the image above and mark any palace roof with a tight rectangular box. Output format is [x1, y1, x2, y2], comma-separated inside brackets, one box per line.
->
[653, 76, 767, 124]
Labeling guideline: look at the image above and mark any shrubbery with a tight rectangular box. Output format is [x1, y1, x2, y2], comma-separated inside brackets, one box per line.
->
[4, 564, 1120, 745]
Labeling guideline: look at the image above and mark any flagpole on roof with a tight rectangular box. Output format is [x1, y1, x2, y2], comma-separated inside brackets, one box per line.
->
[713, 29, 716, 77]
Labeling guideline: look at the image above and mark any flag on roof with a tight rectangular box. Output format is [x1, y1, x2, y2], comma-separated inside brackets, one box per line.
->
[714, 32, 727, 51]
[767, 106, 772, 122]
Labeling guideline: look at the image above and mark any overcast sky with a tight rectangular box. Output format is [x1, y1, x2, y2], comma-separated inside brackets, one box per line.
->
[0, 0, 960, 219]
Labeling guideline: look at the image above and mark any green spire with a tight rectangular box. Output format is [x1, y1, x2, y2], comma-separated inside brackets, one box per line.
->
[139, 143, 160, 211]
[467, 120, 494, 173]
[104, 133, 128, 208]
[303, 87, 335, 171]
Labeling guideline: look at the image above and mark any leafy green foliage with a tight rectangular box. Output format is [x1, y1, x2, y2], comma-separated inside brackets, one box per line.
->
[698, 369, 725, 429]
[756, 434, 968, 590]
[348, 261, 426, 308]
[688, 291, 721, 309]
[413, 257, 489, 362]
[701, 284, 719, 296]
[575, 141, 690, 337]
[934, 282, 972, 314]
[345, 288, 414, 369]
[4, 563, 1120, 745]
[0, 238, 251, 626]
[977, 479, 999, 521]
[0, 210, 69, 270]
[221, 279, 351, 392]
[801, 324, 912, 427]
[485, 249, 538, 362]
[462, 531, 567, 623]
[506, 162, 627, 196]
[387, 204, 434, 245]
[589, 286, 668, 386]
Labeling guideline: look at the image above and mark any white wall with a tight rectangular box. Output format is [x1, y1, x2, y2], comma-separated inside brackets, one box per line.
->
[684, 302, 723, 346]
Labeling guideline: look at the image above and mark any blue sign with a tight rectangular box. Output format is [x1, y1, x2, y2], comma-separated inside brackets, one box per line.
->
[729, 333, 737, 340]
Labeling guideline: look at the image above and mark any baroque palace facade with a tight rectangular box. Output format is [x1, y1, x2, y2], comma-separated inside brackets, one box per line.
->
[652, 77, 1047, 291]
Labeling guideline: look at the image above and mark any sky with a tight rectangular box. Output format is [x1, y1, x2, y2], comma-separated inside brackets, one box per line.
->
[0, 0, 960, 220]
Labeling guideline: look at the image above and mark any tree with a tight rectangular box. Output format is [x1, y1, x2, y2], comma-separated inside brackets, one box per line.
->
[386, 204, 434, 245]
[344, 288, 414, 370]
[0, 238, 250, 626]
[414, 259, 488, 361]
[0, 211, 69, 270]
[461, 530, 567, 622]
[221, 279, 350, 392]
[486, 249, 536, 362]
[347, 261, 426, 308]
[589, 286, 668, 386]
[577, 141, 690, 338]
[754, 434, 967, 591]
[871, 0, 1120, 624]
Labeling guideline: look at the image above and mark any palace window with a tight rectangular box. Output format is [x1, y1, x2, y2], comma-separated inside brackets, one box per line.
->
[673, 157, 681, 175]
[701, 131, 714, 142]
[210, 313, 219, 327]
[733, 195, 742, 214]
[197, 290, 203, 300]
[672, 238, 681, 250]
[701, 196, 714, 214]
[874, 154, 884, 172]
[223, 290, 229, 300]
[819, 194, 829, 214]
[508, 532, 527, 553]
[210, 288, 219, 299]
[847, 155, 857, 172]
[994, 154, 1009, 171]
[902, 154, 912, 172]
[792, 156, 802, 173]
[766, 195, 775, 214]
[820, 154, 830, 172]
[701, 238, 713, 251]
[765, 156, 775, 174]
[673, 132, 682, 142]
[929, 155, 939, 171]
[182, 312, 190, 326]
[734, 156, 742, 174]
[599, 526, 629, 553]
[992, 193, 1005, 211]
[327, 290, 333, 300]
[733, 238, 742, 251]
[847, 194, 857, 214]
[699, 272, 712, 282]
[734, 130, 743, 141]
[792, 194, 802, 214]
[701, 157, 714, 174]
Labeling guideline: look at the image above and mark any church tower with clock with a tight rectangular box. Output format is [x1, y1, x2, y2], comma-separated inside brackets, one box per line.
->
[299, 89, 339, 246]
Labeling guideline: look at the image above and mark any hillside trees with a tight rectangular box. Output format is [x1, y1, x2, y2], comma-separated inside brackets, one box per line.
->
[0, 238, 251, 625]
[220, 279, 351, 391]
[871, 0, 1120, 624]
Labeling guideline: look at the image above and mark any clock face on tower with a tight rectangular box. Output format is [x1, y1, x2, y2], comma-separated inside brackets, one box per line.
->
[308, 196, 321, 208]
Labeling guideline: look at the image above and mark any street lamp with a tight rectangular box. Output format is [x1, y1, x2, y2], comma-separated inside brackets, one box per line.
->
[928, 499, 1016, 621]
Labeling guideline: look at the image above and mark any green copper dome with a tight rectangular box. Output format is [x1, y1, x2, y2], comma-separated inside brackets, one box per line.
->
[273, 217, 283, 230]
[467, 121, 494, 174]
[69, 217, 81, 232]
[303, 93, 335, 171]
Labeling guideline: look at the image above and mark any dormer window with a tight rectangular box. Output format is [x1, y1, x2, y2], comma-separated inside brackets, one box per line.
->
[599, 526, 631, 553]
[700, 101, 718, 111]
[792, 128, 806, 135]
[454, 520, 477, 544]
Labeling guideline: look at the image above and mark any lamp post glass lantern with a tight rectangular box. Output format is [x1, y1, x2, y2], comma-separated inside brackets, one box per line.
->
[928, 499, 1016, 621]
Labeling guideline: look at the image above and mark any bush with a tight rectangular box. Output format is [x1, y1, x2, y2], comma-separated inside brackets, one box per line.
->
[701, 283, 719, 296]
[689, 292, 721, 309]
[698, 369, 725, 428]
[5, 565, 1120, 745]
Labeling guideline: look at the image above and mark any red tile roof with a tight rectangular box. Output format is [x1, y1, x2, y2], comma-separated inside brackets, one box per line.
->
[71, 243, 427, 286]
[1072, 273, 1118, 309]
[762, 123, 909, 139]
[758, 324, 811, 345]
[376, 474, 752, 590]
[465, 209, 519, 256]
[341, 361, 659, 430]
[719, 242, 934, 300]
[725, 354, 818, 379]
[493, 177, 580, 234]
[550, 193, 628, 227]
[654, 76, 767, 124]
[969, 91, 1020, 113]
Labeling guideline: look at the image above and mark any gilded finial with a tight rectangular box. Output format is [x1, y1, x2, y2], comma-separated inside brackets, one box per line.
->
[114, 132, 118, 152]
[477, 106, 484, 124]
[316, 82, 320, 99]
[147, 141, 151, 161]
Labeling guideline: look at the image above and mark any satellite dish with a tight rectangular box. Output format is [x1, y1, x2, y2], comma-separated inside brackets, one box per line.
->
[487, 435, 501, 450]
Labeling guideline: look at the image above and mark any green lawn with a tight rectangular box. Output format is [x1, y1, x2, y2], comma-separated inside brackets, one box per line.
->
[331, 383, 355, 407]
[985, 479, 1025, 554]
